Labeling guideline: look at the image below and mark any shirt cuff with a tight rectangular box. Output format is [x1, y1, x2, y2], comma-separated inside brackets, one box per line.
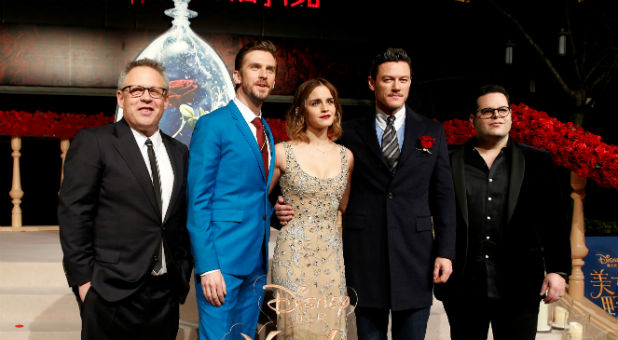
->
[200, 269, 220, 277]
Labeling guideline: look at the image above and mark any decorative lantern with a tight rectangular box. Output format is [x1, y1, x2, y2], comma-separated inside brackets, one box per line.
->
[558, 28, 568, 56]
[529, 79, 536, 94]
[505, 40, 515, 65]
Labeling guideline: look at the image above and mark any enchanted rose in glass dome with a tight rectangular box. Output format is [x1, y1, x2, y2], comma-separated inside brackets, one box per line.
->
[115, 0, 235, 146]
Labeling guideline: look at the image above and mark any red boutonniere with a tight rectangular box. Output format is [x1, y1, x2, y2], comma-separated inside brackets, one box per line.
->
[417, 136, 436, 154]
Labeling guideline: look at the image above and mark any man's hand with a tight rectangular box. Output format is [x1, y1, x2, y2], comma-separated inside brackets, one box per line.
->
[78, 281, 91, 302]
[201, 270, 227, 307]
[433, 257, 453, 284]
[540, 273, 566, 303]
[274, 195, 294, 226]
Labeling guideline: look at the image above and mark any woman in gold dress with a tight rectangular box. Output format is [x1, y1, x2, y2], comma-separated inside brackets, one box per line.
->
[268, 78, 354, 339]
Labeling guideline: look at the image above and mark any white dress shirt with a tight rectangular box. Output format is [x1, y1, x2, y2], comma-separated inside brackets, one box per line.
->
[234, 97, 272, 165]
[131, 128, 174, 275]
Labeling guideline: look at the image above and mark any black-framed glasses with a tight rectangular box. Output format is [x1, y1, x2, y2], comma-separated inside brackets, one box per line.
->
[476, 106, 511, 119]
[121, 85, 168, 99]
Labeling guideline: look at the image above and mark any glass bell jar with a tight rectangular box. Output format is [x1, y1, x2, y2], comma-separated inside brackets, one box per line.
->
[116, 0, 235, 146]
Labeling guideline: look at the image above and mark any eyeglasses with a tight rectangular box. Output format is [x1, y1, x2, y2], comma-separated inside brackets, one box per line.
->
[476, 106, 511, 119]
[121, 85, 168, 99]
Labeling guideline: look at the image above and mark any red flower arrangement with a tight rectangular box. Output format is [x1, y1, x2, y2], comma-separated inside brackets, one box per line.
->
[1, 104, 616, 190]
[440, 118, 477, 145]
[439, 104, 618, 190]
[0, 110, 113, 139]
[509, 104, 618, 190]
[265, 117, 290, 143]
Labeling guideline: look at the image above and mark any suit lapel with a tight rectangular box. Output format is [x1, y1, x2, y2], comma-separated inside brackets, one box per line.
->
[507, 141, 525, 224]
[263, 117, 275, 186]
[451, 147, 469, 227]
[398, 107, 422, 166]
[357, 115, 390, 169]
[161, 134, 182, 224]
[112, 120, 161, 217]
[229, 102, 267, 181]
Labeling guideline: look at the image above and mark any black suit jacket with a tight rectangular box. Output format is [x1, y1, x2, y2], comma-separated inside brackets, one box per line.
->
[434, 139, 571, 305]
[58, 119, 193, 303]
[339, 106, 456, 310]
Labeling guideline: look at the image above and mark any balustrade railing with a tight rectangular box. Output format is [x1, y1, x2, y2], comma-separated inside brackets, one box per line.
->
[569, 172, 589, 301]
[9, 136, 23, 229]
[3, 135, 69, 231]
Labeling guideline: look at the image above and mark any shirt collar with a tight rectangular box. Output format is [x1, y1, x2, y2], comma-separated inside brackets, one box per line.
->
[130, 127, 162, 149]
[375, 106, 406, 131]
[467, 136, 512, 155]
[234, 97, 262, 125]
[468, 136, 512, 148]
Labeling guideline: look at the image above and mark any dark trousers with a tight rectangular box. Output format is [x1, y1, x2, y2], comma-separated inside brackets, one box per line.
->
[442, 292, 539, 340]
[73, 274, 179, 340]
[355, 306, 431, 340]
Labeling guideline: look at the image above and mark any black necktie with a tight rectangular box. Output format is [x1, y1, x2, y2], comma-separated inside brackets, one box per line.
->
[382, 115, 400, 172]
[145, 138, 163, 273]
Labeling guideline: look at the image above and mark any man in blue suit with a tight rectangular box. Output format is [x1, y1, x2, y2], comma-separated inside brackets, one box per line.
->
[186, 40, 277, 340]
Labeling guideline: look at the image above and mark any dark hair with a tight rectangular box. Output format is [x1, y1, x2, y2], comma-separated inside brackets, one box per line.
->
[474, 84, 510, 111]
[234, 40, 277, 72]
[117, 58, 169, 89]
[285, 78, 343, 142]
[369, 47, 412, 80]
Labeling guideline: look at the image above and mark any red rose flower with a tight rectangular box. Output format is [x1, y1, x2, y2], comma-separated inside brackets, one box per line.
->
[168, 79, 198, 108]
[419, 136, 435, 149]
[417, 136, 436, 154]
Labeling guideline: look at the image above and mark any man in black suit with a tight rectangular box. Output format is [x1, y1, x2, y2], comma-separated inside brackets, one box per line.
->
[434, 84, 571, 340]
[58, 58, 193, 340]
[275, 48, 456, 340]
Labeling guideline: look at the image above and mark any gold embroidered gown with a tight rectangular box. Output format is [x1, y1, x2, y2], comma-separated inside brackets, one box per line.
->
[271, 142, 349, 340]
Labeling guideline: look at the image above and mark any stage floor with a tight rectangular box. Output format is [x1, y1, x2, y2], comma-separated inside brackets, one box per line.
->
[0, 229, 569, 339]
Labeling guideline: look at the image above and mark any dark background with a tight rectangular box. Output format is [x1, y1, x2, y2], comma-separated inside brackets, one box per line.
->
[0, 0, 616, 226]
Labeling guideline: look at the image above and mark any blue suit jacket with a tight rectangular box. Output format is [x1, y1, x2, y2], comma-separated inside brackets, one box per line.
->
[186, 100, 275, 276]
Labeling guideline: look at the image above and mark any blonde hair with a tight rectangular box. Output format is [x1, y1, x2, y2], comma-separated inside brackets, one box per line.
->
[285, 78, 343, 142]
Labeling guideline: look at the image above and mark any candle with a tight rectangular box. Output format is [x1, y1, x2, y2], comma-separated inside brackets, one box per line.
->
[568, 321, 583, 340]
[553, 306, 569, 328]
[537, 301, 550, 330]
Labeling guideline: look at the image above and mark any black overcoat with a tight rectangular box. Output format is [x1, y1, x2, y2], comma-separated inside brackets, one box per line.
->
[340, 106, 456, 310]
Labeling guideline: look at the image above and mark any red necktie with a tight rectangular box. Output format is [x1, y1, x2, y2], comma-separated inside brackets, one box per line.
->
[251, 117, 269, 179]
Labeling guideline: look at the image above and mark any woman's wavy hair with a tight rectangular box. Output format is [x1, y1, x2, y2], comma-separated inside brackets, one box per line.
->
[285, 78, 343, 142]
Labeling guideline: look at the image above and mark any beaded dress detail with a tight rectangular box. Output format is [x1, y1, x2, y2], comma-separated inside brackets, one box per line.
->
[271, 141, 349, 340]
